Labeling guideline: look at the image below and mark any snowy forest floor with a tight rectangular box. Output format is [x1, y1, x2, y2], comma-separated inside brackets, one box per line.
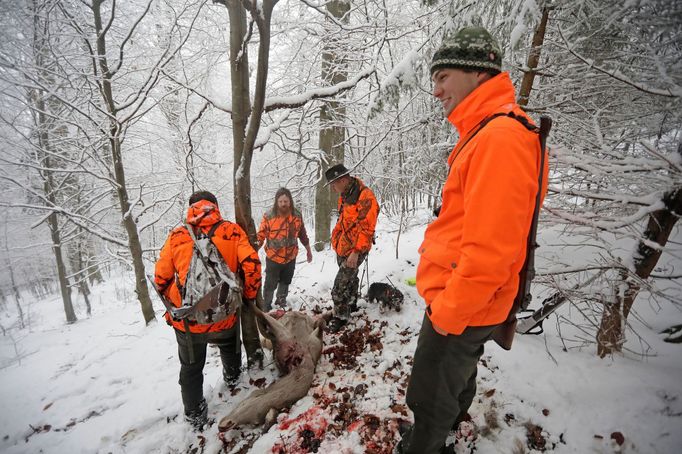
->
[1, 216, 681, 454]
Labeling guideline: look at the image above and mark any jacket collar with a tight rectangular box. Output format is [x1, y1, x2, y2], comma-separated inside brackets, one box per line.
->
[341, 177, 363, 205]
[447, 72, 517, 137]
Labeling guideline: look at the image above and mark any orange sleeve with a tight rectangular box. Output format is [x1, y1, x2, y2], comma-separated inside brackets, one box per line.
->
[354, 189, 379, 254]
[256, 215, 268, 248]
[298, 217, 310, 247]
[429, 124, 540, 333]
[235, 224, 262, 299]
[154, 232, 176, 294]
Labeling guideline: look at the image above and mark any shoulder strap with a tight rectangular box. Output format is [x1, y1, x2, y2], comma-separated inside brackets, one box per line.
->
[186, 220, 225, 242]
[490, 115, 551, 350]
[207, 220, 243, 287]
[519, 116, 551, 308]
[207, 220, 224, 239]
[446, 111, 549, 311]
[448, 111, 538, 173]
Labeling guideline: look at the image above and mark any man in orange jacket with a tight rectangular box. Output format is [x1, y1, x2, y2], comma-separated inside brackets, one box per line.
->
[257, 187, 313, 310]
[155, 191, 261, 430]
[325, 164, 379, 333]
[396, 27, 548, 453]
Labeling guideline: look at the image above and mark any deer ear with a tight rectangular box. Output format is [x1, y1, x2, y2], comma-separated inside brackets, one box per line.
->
[257, 316, 275, 340]
[318, 311, 333, 323]
[313, 316, 327, 333]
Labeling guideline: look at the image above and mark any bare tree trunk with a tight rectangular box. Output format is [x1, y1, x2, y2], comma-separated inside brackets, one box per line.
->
[33, 108, 76, 323]
[70, 241, 92, 316]
[314, 0, 350, 252]
[69, 188, 93, 316]
[225, 0, 255, 240]
[29, 1, 76, 324]
[47, 211, 77, 323]
[597, 145, 682, 356]
[219, 0, 280, 364]
[3, 248, 25, 330]
[91, 0, 155, 324]
[14, 294, 24, 330]
[517, 6, 550, 107]
[223, 0, 261, 363]
[395, 208, 404, 260]
[87, 244, 104, 285]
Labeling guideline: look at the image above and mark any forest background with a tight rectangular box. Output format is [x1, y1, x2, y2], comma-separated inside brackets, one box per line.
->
[0, 0, 680, 393]
[0, 0, 681, 452]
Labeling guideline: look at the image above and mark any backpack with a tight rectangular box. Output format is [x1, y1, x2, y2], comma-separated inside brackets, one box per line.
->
[177, 221, 243, 324]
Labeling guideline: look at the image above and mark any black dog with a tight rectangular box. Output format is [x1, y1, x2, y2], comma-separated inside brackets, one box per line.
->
[366, 282, 403, 312]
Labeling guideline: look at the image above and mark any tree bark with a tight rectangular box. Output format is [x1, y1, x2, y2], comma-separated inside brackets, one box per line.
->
[220, 0, 280, 363]
[29, 0, 77, 324]
[597, 145, 682, 356]
[46, 209, 77, 323]
[70, 240, 92, 316]
[86, 242, 105, 285]
[226, 0, 256, 243]
[314, 0, 350, 252]
[34, 104, 76, 324]
[517, 7, 550, 107]
[91, 0, 155, 324]
[3, 228, 25, 329]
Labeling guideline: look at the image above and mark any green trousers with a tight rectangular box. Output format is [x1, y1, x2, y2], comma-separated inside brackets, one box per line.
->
[399, 313, 496, 454]
[175, 324, 240, 415]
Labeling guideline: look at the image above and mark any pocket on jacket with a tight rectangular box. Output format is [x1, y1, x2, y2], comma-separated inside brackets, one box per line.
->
[419, 238, 458, 271]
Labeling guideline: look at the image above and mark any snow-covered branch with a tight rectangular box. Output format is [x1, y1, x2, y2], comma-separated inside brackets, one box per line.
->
[264, 66, 376, 111]
[557, 25, 681, 98]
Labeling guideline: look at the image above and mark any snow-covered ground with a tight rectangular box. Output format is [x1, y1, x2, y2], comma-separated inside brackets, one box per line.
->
[1, 217, 681, 454]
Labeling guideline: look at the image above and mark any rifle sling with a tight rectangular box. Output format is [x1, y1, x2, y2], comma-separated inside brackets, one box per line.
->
[490, 116, 551, 350]
[509, 116, 551, 317]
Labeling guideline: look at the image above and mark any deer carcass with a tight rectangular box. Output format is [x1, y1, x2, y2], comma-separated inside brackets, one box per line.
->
[218, 307, 327, 430]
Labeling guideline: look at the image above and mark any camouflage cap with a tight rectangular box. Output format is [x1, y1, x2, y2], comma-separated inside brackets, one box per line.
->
[431, 26, 502, 75]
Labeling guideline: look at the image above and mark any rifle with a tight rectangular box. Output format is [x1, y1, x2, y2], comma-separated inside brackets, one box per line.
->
[515, 270, 605, 335]
[146, 273, 183, 318]
[491, 116, 552, 350]
[146, 273, 196, 363]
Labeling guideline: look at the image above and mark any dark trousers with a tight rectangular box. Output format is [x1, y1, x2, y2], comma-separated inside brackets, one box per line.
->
[263, 258, 296, 311]
[331, 253, 367, 319]
[174, 323, 241, 415]
[400, 313, 496, 454]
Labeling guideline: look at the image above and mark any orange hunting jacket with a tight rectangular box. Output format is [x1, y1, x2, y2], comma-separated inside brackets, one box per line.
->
[417, 72, 548, 335]
[155, 200, 261, 333]
[257, 209, 310, 264]
[331, 178, 379, 257]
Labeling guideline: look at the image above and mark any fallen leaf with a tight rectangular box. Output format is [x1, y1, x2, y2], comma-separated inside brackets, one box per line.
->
[611, 431, 625, 446]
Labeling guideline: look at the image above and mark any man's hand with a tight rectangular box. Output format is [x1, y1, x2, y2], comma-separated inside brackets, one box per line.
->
[345, 251, 359, 268]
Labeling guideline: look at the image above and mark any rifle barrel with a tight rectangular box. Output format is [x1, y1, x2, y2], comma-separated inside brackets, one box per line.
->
[515, 270, 605, 335]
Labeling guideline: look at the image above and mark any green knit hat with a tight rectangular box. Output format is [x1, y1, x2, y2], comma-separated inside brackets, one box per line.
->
[431, 26, 503, 75]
